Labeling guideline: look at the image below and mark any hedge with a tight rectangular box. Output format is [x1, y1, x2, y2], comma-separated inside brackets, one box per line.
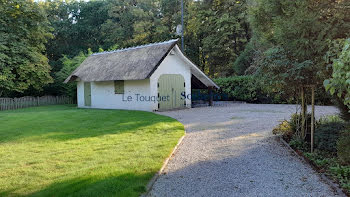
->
[213, 76, 332, 104]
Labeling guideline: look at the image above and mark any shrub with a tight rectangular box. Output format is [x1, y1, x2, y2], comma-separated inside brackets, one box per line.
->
[330, 165, 350, 191]
[337, 131, 350, 165]
[289, 113, 313, 140]
[214, 76, 260, 102]
[214, 76, 332, 104]
[272, 120, 294, 141]
[289, 137, 309, 152]
[304, 152, 337, 168]
[233, 42, 255, 75]
[315, 117, 345, 152]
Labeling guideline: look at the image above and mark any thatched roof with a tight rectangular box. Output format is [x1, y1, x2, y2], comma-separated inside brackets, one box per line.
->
[64, 39, 219, 89]
[65, 39, 177, 83]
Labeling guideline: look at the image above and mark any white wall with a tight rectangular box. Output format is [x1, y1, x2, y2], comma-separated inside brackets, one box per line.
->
[150, 47, 192, 110]
[77, 80, 84, 108]
[76, 46, 192, 111]
[77, 79, 152, 111]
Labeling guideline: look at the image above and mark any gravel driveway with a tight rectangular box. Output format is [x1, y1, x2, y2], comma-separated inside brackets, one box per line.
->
[149, 103, 342, 197]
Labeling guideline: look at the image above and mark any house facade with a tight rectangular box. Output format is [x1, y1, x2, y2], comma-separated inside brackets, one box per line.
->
[65, 39, 218, 111]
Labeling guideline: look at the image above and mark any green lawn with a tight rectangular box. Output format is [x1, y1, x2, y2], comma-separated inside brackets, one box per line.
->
[0, 105, 184, 197]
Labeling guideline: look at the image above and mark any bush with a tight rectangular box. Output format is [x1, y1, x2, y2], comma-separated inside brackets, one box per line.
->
[214, 76, 260, 102]
[233, 42, 255, 75]
[289, 113, 313, 141]
[337, 131, 350, 165]
[315, 117, 345, 152]
[272, 113, 313, 142]
[330, 165, 350, 191]
[289, 137, 309, 152]
[272, 120, 294, 141]
[214, 76, 331, 104]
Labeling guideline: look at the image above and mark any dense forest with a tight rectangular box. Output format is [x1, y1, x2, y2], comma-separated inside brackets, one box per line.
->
[1, 0, 350, 111]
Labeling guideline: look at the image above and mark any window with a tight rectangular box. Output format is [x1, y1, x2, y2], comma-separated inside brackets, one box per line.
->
[114, 80, 124, 94]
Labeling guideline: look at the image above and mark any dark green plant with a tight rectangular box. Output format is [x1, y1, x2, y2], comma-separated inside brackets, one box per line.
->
[330, 165, 350, 191]
[289, 137, 309, 152]
[337, 131, 350, 165]
[0, 0, 53, 96]
[304, 152, 337, 168]
[233, 41, 255, 75]
[214, 76, 259, 102]
[314, 122, 345, 152]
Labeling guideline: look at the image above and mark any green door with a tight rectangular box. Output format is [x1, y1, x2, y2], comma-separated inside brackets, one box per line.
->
[158, 74, 186, 111]
[84, 82, 91, 106]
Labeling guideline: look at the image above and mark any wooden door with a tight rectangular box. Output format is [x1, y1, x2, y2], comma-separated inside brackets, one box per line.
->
[84, 82, 91, 106]
[158, 74, 185, 110]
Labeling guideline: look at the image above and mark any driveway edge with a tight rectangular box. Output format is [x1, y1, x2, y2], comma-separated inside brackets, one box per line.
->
[276, 136, 347, 197]
[141, 132, 186, 197]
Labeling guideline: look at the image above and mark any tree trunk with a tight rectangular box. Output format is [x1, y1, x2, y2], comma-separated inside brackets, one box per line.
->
[208, 86, 213, 106]
[301, 86, 306, 139]
[311, 86, 315, 152]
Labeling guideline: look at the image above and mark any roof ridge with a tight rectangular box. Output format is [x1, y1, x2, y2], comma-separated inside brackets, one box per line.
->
[91, 39, 179, 56]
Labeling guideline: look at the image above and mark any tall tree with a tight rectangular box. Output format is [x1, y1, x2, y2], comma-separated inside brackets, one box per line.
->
[0, 0, 53, 96]
[249, 0, 350, 93]
[102, 0, 181, 49]
[186, 0, 250, 77]
[44, 0, 109, 72]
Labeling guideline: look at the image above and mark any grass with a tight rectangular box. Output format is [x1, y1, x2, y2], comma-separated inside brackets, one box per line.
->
[0, 105, 185, 197]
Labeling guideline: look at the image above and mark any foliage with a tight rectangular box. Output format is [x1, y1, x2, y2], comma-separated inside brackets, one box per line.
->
[233, 41, 255, 75]
[289, 138, 309, 152]
[304, 152, 337, 169]
[214, 76, 259, 102]
[249, 0, 350, 100]
[214, 76, 331, 104]
[253, 46, 315, 97]
[288, 113, 312, 140]
[314, 121, 345, 153]
[290, 123, 350, 193]
[330, 165, 350, 192]
[337, 130, 350, 165]
[333, 97, 350, 122]
[42, 0, 109, 71]
[272, 120, 293, 141]
[0, 0, 53, 96]
[304, 151, 350, 193]
[54, 50, 92, 99]
[186, 0, 251, 77]
[324, 39, 350, 112]
[0, 105, 184, 196]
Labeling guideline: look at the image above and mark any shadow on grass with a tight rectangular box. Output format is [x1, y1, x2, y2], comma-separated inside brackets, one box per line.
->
[0, 105, 77, 114]
[0, 106, 180, 143]
[0, 172, 154, 197]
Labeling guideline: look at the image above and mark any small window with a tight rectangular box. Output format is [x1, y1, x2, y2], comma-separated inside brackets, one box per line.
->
[114, 80, 124, 94]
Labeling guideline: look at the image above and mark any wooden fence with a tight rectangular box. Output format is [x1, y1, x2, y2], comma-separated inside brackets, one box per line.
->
[0, 96, 73, 111]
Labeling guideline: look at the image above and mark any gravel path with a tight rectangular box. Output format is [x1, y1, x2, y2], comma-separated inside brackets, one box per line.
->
[149, 103, 342, 197]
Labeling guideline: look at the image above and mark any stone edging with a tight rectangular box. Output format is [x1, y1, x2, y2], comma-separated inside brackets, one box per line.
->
[277, 136, 347, 197]
[141, 133, 186, 197]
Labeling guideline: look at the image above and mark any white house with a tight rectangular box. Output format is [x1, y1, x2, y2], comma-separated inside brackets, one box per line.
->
[65, 39, 219, 111]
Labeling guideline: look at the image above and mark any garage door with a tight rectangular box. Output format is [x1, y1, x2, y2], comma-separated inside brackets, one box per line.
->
[158, 74, 186, 111]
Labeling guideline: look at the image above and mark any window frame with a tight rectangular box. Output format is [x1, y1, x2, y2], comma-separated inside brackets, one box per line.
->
[114, 80, 124, 94]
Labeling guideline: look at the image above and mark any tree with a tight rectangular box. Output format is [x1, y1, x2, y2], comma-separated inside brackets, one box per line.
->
[249, 0, 350, 98]
[249, 0, 350, 140]
[43, 0, 109, 72]
[324, 39, 350, 118]
[102, 0, 181, 49]
[0, 0, 53, 97]
[186, 0, 250, 77]
[55, 49, 92, 99]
